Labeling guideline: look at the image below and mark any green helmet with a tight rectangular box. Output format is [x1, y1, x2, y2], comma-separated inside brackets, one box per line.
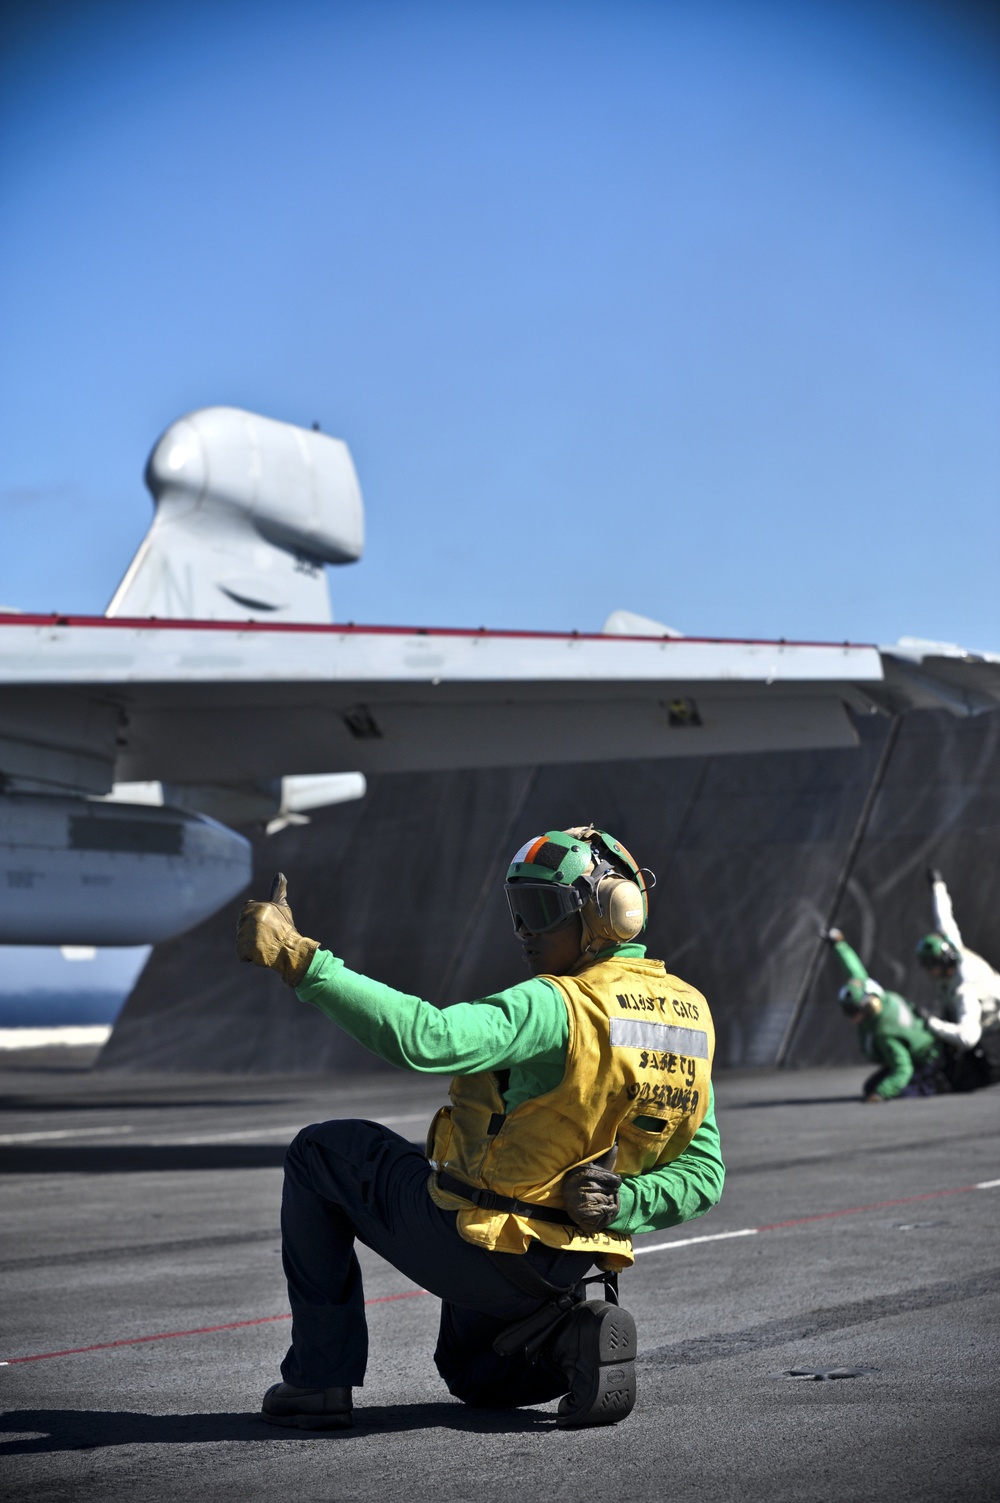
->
[916, 933, 959, 970]
[505, 831, 598, 936]
[838, 978, 883, 1013]
[505, 827, 649, 941]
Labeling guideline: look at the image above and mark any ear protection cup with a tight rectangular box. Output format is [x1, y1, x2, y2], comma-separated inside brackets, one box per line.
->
[579, 874, 646, 951]
[560, 824, 654, 957]
[601, 875, 646, 941]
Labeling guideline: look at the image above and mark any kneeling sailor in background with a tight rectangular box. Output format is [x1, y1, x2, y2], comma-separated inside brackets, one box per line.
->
[237, 825, 723, 1430]
[823, 928, 946, 1101]
[916, 869, 1000, 1090]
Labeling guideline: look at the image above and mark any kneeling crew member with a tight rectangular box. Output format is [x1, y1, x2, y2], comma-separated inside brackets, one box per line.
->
[824, 929, 945, 1100]
[917, 870, 1000, 1089]
[237, 826, 723, 1430]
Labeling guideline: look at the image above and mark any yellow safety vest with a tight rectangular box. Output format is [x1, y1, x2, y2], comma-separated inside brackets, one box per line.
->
[427, 955, 715, 1270]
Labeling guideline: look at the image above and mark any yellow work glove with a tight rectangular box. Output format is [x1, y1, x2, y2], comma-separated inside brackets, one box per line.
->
[561, 1145, 621, 1231]
[236, 872, 319, 987]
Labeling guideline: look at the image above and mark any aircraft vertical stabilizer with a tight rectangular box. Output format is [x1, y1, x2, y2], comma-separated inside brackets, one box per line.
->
[106, 407, 364, 623]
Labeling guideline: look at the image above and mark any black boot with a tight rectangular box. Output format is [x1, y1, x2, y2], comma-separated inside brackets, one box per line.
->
[545, 1300, 637, 1428]
[260, 1381, 353, 1430]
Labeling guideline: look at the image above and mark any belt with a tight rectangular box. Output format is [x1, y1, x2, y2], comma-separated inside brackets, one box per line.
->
[435, 1168, 576, 1227]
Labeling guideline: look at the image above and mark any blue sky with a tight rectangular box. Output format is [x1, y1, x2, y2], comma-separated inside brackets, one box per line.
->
[1, 0, 998, 646]
[0, 0, 997, 1008]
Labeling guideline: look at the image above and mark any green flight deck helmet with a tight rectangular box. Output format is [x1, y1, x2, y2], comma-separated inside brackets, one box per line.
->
[838, 978, 884, 1015]
[504, 826, 651, 954]
[916, 933, 960, 971]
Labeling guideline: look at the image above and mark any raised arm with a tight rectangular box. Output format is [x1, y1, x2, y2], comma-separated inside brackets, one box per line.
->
[823, 928, 872, 984]
[929, 871, 963, 949]
[295, 950, 568, 1074]
[236, 874, 568, 1073]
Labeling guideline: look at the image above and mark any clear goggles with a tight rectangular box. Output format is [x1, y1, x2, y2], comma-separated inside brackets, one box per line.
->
[504, 881, 584, 936]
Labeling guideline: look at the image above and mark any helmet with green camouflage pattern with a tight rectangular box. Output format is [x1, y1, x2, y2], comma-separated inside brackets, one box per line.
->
[504, 827, 650, 952]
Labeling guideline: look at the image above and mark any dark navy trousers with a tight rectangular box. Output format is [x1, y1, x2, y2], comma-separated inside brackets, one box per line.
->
[279, 1118, 595, 1406]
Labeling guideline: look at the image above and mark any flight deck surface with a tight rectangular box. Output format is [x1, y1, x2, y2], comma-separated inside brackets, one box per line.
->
[1, 1058, 997, 1501]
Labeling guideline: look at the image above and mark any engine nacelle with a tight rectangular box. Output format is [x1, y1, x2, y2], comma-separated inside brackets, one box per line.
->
[0, 794, 251, 945]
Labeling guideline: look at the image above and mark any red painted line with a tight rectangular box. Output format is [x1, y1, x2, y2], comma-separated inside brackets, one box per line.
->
[0, 1288, 427, 1366]
[0, 611, 875, 650]
[755, 1183, 982, 1232]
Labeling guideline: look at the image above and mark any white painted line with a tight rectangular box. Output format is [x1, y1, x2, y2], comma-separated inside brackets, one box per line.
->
[0, 1126, 134, 1145]
[156, 1111, 431, 1146]
[160, 1125, 308, 1145]
[634, 1178, 1000, 1258]
[633, 1227, 758, 1255]
[0, 1111, 432, 1150]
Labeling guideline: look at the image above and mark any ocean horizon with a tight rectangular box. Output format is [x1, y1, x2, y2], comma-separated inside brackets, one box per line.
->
[0, 990, 127, 1027]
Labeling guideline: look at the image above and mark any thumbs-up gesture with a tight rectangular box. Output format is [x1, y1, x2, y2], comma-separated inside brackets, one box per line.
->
[560, 1144, 622, 1232]
[267, 872, 294, 921]
[236, 872, 319, 987]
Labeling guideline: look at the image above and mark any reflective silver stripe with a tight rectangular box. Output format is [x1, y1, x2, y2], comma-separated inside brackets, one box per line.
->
[609, 1017, 709, 1059]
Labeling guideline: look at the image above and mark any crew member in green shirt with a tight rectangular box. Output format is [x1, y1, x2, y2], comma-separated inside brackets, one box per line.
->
[823, 928, 946, 1101]
[237, 825, 725, 1431]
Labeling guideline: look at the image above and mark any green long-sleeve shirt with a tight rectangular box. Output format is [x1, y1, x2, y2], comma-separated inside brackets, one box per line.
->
[831, 938, 940, 1099]
[296, 943, 725, 1236]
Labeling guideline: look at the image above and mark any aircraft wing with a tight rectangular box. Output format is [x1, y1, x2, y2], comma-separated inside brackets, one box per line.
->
[5, 617, 999, 949]
[874, 638, 1000, 718]
[0, 613, 892, 793]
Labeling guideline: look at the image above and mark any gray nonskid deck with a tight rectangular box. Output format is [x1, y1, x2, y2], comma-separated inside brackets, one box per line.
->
[1, 1062, 997, 1501]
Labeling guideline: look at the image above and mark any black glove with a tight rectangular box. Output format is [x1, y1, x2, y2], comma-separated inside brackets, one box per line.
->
[927, 867, 943, 887]
[561, 1146, 621, 1232]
